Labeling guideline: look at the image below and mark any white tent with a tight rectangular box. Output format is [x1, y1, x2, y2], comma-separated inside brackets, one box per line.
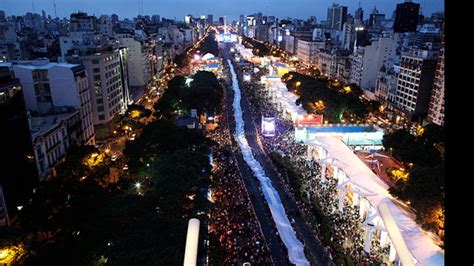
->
[308, 136, 444, 266]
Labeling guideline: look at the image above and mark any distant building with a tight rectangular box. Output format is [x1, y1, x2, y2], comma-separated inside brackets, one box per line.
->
[393, 1, 420, 33]
[97, 15, 114, 37]
[115, 33, 152, 89]
[0, 10, 6, 22]
[368, 6, 386, 30]
[69, 12, 97, 32]
[355, 7, 364, 24]
[207, 14, 213, 25]
[297, 39, 325, 66]
[327, 3, 348, 31]
[350, 36, 398, 94]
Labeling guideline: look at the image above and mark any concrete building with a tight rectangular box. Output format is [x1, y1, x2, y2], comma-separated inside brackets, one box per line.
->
[12, 61, 95, 145]
[350, 36, 398, 94]
[340, 22, 355, 50]
[98, 15, 114, 37]
[65, 46, 128, 129]
[393, 1, 420, 33]
[297, 39, 325, 66]
[69, 12, 97, 32]
[327, 3, 348, 31]
[29, 110, 79, 180]
[375, 62, 400, 105]
[395, 48, 438, 120]
[427, 34, 444, 126]
[115, 34, 152, 89]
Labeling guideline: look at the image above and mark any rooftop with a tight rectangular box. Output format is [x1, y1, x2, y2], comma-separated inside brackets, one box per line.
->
[30, 110, 78, 138]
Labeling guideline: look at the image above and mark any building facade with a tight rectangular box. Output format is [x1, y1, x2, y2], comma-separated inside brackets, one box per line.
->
[393, 1, 420, 33]
[65, 46, 128, 126]
[297, 39, 325, 66]
[327, 3, 348, 31]
[427, 33, 444, 126]
[12, 61, 95, 145]
[350, 36, 398, 93]
[395, 49, 438, 119]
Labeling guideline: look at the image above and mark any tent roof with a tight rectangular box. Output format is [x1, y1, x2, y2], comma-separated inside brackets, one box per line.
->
[308, 136, 444, 265]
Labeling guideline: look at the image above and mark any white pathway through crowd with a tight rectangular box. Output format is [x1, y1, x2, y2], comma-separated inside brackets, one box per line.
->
[227, 59, 310, 266]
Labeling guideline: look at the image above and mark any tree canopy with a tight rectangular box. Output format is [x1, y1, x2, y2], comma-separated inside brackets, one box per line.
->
[281, 72, 369, 123]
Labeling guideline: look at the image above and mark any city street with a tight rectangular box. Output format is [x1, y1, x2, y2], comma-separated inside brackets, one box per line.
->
[221, 43, 331, 265]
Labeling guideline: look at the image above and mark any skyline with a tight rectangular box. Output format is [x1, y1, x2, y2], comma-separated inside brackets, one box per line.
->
[1, 0, 444, 22]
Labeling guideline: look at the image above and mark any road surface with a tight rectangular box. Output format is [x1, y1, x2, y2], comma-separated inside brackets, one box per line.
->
[221, 43, 331, 266]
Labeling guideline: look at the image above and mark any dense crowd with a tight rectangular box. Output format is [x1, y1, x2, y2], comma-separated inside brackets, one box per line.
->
[239, 59, 391, 264]
[206, 94, 273, 265]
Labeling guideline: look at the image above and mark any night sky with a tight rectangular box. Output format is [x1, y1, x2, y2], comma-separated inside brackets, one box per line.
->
[1, 0, 444, 21]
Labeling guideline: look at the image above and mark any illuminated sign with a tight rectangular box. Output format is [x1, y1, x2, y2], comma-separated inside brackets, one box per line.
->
[296, 114, 323, 127]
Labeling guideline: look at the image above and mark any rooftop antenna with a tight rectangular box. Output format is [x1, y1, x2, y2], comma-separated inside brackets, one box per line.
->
[54, 3, 58, 18]
[32, 0, 36, 13]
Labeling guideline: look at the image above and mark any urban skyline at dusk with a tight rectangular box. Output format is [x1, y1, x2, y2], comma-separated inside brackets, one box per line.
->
[1, 0, 445, 264]
[1, 0, 444, 21]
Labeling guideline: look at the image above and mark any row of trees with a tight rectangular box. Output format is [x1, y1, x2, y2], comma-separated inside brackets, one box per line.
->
[383, 124, 445, 242]
[4, 70, 221, 264]
[241, 36, 272, 57]
[281, 72, 372, 123]
[154, 71, 223, 119]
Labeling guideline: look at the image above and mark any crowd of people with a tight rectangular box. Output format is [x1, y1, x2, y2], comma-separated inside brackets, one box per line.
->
[239, 58, 391, 264]
[206, 94, 273, 265]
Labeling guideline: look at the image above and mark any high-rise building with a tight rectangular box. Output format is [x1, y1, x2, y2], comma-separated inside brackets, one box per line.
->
[184, 15, 192, 25]
[219, 17, 225, 25]
[355, 7, 364, 23]
[350, 36, 398, 93]
[395, 48, 438, 120]
[368, 6, 386, 29]
[12, 61, 95, 145]
[393, 1, 420, 33]
[115, 33, 152, 90]
[296, 39, 325, 66]
[111, 13, 119, 24]
[207, 14, 213, 25]
[98, 15, 114, 37]
[427, 32, 444, 126]
[0, 65, 38, 226]
[151, 15, 160, 24]
[0, 10, 6, 22]
[326, 3, 348, 31]
[65, 46, 128, 129]
[69, 12, 97, 32]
